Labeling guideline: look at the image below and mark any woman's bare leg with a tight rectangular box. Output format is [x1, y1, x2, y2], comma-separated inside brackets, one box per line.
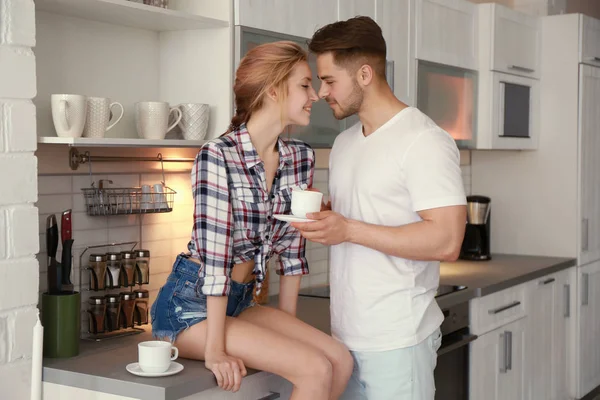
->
[238, 305, 354, 400]
[175, 317, 333, 400]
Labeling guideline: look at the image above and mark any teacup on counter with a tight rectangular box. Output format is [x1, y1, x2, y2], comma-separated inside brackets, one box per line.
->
[138, 341, 178, 374]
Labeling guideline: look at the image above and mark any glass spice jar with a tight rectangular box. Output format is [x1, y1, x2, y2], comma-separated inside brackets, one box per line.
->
[105, 294, 121, 332]
[120, 292, 136, 329]
[105, 252, 122, 289]
[88, 296, 106, 334]
[133, 289, 150, 326]
[120, 251, 137, 287]
[88, 254, 107, 291]
[135, 249, 150, 285]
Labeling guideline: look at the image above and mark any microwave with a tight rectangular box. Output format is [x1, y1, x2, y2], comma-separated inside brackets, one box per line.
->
[416, 60, 478, 148]
[475, 70, 539, 150]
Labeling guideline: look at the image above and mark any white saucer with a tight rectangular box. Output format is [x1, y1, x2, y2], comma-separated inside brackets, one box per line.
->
[126, 362, 184, 377]
[274, 214, 316, 223]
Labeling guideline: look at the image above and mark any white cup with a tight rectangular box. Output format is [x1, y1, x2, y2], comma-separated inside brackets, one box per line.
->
[135, 101, 182, 140]
[140, 184, 152, 210]
[291, 189, 323, 218]
[175, 103, 210, 140]
[83, 97, 124, 138]
[138, 341, 178, 373]
[51, 94, 87, 138]
[153, 183, 169, 209]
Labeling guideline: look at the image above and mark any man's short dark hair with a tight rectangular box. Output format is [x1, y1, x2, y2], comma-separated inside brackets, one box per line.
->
[308, 16, 387, 78]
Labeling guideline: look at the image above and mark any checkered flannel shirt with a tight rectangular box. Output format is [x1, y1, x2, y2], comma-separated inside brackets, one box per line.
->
[188, 124, 315, 296]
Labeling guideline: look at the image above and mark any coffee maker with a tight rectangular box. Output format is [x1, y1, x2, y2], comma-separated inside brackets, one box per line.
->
[460, 195, 491, 261]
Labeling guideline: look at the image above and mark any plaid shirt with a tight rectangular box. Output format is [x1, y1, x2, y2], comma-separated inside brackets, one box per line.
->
[188, 124, 315, 296]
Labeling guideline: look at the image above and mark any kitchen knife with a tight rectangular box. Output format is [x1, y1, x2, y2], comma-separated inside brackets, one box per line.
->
[61, 209, 74, 292]
[46, 214, 61, 295]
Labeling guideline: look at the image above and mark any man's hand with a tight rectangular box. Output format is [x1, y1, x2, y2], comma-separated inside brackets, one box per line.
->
[291, 210, 350, 245]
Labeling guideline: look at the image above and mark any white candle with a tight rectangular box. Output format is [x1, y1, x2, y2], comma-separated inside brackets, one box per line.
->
[30, 312, 43, 400]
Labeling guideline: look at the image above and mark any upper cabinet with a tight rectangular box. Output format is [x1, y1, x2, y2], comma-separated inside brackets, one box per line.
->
[415, 0, 478, 70]
[475, 3, 541, 150]
[488, 4, 540, 79]
[580, 14, 600, 66]
[376, 0, 415, 106]
[234, 0, 338, 38]
[338, 0, 377, 21]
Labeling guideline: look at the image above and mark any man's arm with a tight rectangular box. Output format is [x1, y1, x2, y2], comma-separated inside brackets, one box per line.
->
[293, 204, 466, 262]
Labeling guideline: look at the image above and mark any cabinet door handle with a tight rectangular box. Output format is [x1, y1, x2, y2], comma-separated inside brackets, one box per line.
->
[539, 277, 556, 285]
[582, 273, 590, 306]
[564, 284, 571, 318]
[508, 65, 535, 73]
[506, 330, 513, 371]
[488, 301, 521, 315]
[500, 332, 508, 373]
[258, 392, 280, 400]
[582, 218, 589, 252]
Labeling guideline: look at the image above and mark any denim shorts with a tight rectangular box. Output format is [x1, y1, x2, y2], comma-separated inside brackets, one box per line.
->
[150, 254, 256, 343]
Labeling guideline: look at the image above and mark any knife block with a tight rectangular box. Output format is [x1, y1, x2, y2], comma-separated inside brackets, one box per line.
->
[41, 291, 81, 358]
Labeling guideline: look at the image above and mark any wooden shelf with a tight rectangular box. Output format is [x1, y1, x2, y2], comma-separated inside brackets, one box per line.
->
[38, 136, 207, 148]
[35, 0, 229, 31]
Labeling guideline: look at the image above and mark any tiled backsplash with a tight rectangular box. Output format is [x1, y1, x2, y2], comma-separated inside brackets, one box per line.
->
[36, 169, 331, 318]
[36, 159, 470, 323]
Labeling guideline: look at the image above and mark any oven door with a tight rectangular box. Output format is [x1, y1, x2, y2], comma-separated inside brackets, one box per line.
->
[434, 328, 477, 400]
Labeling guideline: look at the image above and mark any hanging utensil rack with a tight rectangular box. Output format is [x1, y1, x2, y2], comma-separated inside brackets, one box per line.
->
[79, 149, 189, 216]
[79, 241, 146, 341]
[69, 148, 194, 171]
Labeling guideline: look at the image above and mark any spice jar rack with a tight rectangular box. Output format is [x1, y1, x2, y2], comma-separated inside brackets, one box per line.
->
[79, 241, 152, 341]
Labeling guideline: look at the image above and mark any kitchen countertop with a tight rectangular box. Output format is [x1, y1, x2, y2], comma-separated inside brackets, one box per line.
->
[42, 253, 576, 399]
[439, 253, 576, 296]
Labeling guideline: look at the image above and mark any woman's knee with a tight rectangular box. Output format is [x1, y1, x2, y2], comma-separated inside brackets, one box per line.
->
[330, 342, 354, 378]
[296, 351, 334, 387]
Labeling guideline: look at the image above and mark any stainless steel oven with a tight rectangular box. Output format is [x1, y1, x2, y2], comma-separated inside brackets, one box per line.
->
[435, 301, 477, 400]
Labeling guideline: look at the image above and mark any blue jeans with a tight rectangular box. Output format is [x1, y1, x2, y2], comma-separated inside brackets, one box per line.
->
[341, 328, 442, 400]
[150, 254, 256, 343]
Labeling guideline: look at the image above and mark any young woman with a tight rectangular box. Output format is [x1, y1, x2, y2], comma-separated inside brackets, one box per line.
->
[150, 41, 353, 400]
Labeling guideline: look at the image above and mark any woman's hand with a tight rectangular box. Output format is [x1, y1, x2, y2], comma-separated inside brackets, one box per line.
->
[205, 351, 248, 392]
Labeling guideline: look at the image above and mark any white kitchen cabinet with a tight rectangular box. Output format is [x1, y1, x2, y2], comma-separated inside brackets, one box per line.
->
[578, 260, 600, 397]
[526, 268, 575, 400]
[580, 14, 600, 66]
[234, 0, 337, 39]
[415, 0, 478, 70]
[470, 317, 527, 400]
[578, 64, 600, 266]
[338, 0, 376, 21]
[375, 0, 415, 106]
[478, 3, 540, 79]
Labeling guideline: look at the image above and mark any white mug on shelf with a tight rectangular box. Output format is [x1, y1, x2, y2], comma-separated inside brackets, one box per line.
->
[83, 97, 124, 138]
[51, 94, 87, 138]
[174, 103, 210, 140]
[135, 101, 182, 140]
[138, 341, 178, 374]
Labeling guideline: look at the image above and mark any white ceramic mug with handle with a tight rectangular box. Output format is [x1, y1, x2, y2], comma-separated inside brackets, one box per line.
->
[51, 94, 87, 138]
[175, 103, 210, 140]
[83, 97, 124, 138]
[135, 101, 182, 140]
[138, 341, 178, 373]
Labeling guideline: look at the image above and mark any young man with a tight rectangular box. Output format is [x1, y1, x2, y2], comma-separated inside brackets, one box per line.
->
[292, 17, 467, 400]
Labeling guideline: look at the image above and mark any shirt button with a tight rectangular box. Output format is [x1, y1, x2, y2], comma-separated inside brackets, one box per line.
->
[255, 249, 260, 254]
[270, 194, 275, 199]
[265, 235, 269, 240]
[267, 215, 272, 220]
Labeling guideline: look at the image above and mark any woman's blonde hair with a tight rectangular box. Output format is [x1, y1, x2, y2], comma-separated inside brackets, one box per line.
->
[226, 41, 308, 133]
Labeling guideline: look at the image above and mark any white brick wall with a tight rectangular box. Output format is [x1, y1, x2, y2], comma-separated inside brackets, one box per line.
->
[0, 0, 38, 398]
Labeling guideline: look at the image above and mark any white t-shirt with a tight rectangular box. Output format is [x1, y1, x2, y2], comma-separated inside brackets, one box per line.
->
[328, 107, 466, 352]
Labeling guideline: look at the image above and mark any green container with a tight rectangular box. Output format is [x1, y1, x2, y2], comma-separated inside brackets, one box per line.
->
[41, 292, 81, 358]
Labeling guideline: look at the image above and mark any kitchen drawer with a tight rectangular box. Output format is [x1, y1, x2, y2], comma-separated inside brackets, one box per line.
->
[470, 284, 527, 335]
[580, 14, 600, 66]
